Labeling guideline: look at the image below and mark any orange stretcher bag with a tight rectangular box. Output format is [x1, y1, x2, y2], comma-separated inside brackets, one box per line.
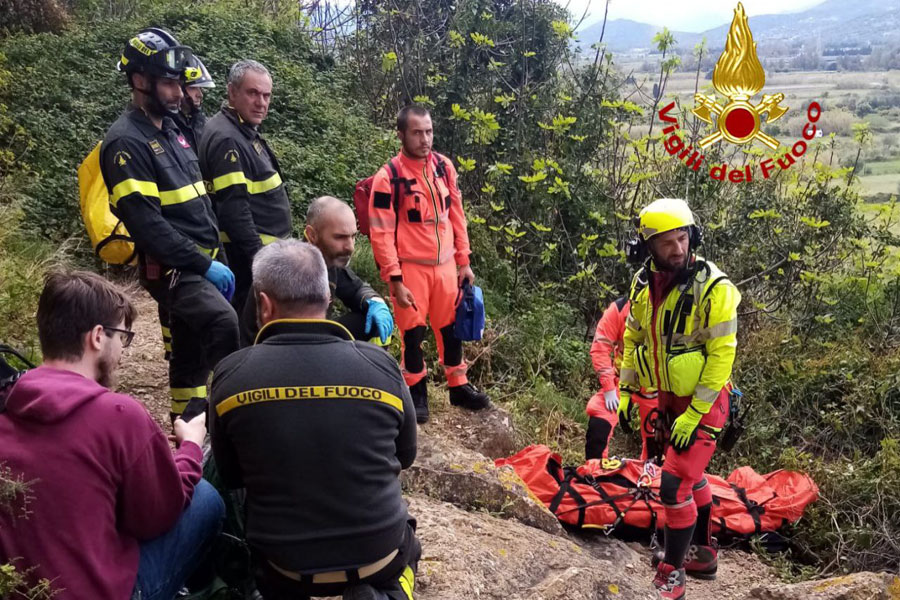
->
[495, 445, 818, 542]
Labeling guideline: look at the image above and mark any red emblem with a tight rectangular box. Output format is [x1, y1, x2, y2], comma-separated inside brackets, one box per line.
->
[177, 135, 191, 149]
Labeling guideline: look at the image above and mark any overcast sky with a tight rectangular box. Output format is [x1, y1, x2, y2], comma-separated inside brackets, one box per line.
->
[559, 0, 827, 32]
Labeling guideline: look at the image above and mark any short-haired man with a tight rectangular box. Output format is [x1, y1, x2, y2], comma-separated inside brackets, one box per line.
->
[617, 198, 741, 599]
[210, 240, 420, 600]
[0, 271, 224, 600]
[368, 105, 489, 423]
[102, 28, 239, 422]
[175, 55, 215, 149]
[200, 59, 292, 318]
[305, 195, 394, 343]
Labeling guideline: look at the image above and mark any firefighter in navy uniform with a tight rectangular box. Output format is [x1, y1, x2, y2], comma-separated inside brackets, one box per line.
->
[174, 54, 215, 150]
[199, 59, 292, 320]
[210, 240, 419, 600]
[101, 27, 239, 422]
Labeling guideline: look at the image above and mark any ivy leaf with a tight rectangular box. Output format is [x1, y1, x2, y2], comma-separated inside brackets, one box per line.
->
[800, 216, 831, 229]
[470, 32, 496, 48]
[749, 209, 782, 219]
[456, 156, 476, 172]
[381, 51, 398, 73]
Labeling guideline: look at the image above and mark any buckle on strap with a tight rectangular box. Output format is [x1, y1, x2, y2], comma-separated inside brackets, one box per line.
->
[268, 548, 399, 584]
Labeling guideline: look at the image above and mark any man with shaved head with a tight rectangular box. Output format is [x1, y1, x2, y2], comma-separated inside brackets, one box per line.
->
[304, 196, 393, 344]
[239, 196, 393, 346]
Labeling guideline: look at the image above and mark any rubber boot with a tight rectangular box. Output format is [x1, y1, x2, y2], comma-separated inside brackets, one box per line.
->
[410, 380, 429, 424]
[653, 562, 686, 600]
[448, 383, 490, 410]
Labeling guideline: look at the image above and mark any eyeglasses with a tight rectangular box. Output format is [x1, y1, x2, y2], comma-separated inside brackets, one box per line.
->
[103, 326, 135, 348]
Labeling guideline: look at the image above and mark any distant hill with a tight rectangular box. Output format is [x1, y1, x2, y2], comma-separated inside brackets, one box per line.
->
[579, 0, 900, 54]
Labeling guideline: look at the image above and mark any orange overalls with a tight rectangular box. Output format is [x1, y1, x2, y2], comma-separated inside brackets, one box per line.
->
[586, 298, 658, 460]
[368, 151, 472, 388]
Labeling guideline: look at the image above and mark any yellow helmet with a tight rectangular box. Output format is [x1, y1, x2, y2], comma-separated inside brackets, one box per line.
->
[637, 198, 695, 241]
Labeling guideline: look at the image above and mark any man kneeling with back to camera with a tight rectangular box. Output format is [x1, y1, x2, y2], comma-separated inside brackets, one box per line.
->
[209, 239, 420, 600]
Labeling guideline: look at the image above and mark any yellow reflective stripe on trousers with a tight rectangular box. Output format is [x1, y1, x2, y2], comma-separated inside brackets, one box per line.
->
[212, 171, 282, 195]
[216, 385, 404, 417]
[398, 565, 415, 600]
[219, 231, 280, 246]
[171, 386, 208, 401]
[197, 245, 219, 259]
[110, 179, 159, 207]
[159, 181, 206, 206]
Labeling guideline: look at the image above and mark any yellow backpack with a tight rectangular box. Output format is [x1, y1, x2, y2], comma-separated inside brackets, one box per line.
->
[78, 142, 136, 265]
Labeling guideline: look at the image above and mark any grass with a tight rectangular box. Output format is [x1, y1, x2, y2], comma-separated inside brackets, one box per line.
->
[859, 174, 900, 197]
[863, 158, 900, 176]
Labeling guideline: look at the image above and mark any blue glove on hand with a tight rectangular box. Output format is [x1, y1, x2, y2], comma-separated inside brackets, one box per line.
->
[365, 297, 394, 344]
[204, 261, 235, 301]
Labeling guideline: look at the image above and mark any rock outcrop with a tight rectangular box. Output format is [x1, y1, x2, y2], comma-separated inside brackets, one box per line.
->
[750, 572, 900, 600]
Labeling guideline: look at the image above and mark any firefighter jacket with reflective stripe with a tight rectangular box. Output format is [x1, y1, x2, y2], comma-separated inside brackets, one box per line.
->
[209, 319, 417, 571]
[368, 151, 471, 282]
[591, 298, 630, 394]
[199, 105, 292, 259]
[619, 258, 740, 415]
[100, 106, 219, 275]
[172, 108, 207, 152]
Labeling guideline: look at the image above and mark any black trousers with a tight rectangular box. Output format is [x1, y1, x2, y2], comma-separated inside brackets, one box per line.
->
[253, 520, 420, 600]
[224, 242, 254, 320]
[144, 271, 239, 420]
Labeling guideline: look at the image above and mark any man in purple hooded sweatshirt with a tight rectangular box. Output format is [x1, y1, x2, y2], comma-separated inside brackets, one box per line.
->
[0, 271, 224, 600]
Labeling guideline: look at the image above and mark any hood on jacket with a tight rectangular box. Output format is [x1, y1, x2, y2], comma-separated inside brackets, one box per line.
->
[4, 366, 108, 424]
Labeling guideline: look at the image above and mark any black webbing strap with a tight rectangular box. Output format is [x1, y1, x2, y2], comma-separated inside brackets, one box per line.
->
[547, 471, 589, 528]
[729, 484, 777, 536]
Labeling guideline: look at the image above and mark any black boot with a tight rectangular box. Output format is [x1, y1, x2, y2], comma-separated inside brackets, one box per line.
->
[343, 584, 388, 600]
[410, 380, 429, 424]
[448, 383, 491, 410]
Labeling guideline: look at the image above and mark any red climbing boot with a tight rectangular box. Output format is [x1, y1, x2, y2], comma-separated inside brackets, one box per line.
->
[653, 562, 686, 600]
[683, 544, 718, 580]
[652, 544, 718, 580]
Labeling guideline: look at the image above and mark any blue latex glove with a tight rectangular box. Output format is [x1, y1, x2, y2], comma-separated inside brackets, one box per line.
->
[204, 261, 235, 300]
[365, 297, 394, 344]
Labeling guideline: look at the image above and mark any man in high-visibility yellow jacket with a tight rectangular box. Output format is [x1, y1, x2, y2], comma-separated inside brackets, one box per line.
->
[617, 198, 740, 600]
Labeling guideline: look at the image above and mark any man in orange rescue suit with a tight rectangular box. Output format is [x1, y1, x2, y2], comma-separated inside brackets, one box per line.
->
[199, 59, 292, 319]
[617, 198, 740, 600]
[368, 105, 489, 423]
[585, 296, 659, 461]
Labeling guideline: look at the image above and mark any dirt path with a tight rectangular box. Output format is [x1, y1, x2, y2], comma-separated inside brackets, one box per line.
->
[116, 287, 171, 430]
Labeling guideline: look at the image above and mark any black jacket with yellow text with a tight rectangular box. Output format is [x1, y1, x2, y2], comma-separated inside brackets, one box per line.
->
[100, 106, 219, 275]
[209, 319, 416, 571]
[199, 106, 292, 258]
